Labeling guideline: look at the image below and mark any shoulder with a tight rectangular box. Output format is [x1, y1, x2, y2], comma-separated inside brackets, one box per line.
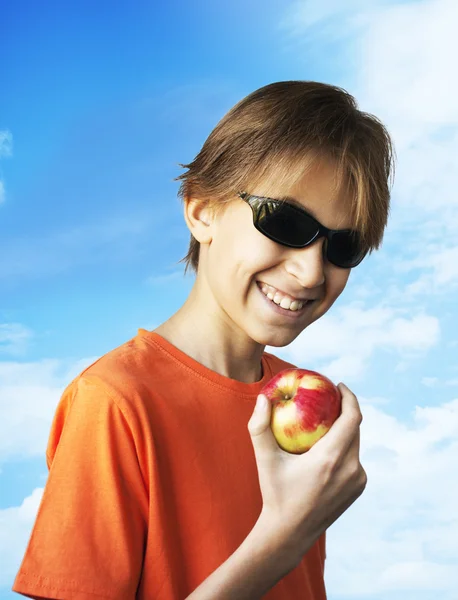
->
[48, 332, 160, 464]
[60, 330, 163, 418]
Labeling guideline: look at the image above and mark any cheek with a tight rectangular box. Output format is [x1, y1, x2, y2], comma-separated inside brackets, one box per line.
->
[214, 217, 277, 273]
[326, 268, 351, 301]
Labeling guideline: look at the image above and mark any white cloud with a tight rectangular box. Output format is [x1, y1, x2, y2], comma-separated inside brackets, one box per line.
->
[353, 0, 458, 241]
[0, 356, 97, 465]
[323, 394, 458, 597]
[280, 0, 385, 41]
[380, 561, 457, 592]
[271, 301, 440, 382]
[395, 245, 458, 288]
[17, 487, 44, 521]
[422, 377, 439, 388]
[357, 0, 458, 127]
[0, 488, 43, 587]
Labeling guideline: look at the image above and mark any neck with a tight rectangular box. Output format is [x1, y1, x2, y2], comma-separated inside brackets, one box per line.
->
[153, 280, 265, 384]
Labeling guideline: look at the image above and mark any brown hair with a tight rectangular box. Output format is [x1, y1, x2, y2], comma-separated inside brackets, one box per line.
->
[175, 80, 395, 275]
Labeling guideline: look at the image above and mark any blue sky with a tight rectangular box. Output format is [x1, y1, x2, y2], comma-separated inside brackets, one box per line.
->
[1, 0, 458, 598]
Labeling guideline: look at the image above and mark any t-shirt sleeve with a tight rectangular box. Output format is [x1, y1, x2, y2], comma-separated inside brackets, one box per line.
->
[12, 376, 149, 600]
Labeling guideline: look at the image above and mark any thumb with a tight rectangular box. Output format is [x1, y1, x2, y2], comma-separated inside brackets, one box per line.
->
[248, 394, 279, 455]
[248, 394, 270, 434]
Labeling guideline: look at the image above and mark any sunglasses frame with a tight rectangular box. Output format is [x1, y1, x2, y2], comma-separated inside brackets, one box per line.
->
[237, 191, 367, 269]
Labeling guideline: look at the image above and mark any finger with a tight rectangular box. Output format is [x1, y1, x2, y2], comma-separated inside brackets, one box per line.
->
[322, 466, 366, 530]
[336, 427, 364, 484]
[248, 394, 282, 459]
[342, 427, 361, 463]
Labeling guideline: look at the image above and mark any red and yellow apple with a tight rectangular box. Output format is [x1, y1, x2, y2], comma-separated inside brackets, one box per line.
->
[261, 368, 341, 454]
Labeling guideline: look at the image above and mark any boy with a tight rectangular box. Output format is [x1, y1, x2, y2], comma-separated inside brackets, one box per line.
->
[12, 80, 394, 599]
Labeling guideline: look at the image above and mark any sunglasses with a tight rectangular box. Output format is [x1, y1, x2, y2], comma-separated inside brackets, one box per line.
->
[238, 191, 367, 269]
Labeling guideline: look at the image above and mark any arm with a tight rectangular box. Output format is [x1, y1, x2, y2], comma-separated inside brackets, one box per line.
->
[188, 378, 366, 600]
[12, 377, 147, 600]
[186, 510, 305, 600]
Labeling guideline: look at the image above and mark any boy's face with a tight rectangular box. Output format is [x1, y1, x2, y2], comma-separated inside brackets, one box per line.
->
[195, 157, 356, 348]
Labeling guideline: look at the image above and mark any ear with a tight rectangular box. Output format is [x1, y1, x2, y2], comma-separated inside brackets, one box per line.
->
[183, 197, 214, 244]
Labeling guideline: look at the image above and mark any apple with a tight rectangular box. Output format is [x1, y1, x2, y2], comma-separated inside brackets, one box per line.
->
[260, 368, 341, 454]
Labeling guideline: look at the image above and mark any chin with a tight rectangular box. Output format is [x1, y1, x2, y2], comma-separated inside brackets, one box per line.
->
[251, 326, 307, 348]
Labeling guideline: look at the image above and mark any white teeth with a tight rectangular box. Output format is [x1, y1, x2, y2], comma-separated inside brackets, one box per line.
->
[280, 297, 291, 309]
[259, 283, 306, 312]
[273, 293, 283, 305]
[279, 298, 305, 311]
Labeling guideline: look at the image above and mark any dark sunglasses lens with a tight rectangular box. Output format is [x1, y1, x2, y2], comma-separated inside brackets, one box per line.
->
[254, 199, 366, 267]
[257, 202, 318, 246]
[328, 231, 366, 268]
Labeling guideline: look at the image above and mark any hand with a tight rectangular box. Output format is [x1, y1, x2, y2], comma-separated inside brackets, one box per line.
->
[247, 382, 367, 562]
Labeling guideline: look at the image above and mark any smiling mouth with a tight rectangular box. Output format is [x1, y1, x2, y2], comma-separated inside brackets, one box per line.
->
[257, 281, 312, 310]
[257, 283, 314, 317]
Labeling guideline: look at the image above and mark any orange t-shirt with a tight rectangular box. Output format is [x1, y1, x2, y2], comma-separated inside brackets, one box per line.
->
[13, 329, 327, 599]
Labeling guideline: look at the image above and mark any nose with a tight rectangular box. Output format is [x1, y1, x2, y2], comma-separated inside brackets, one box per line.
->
[285, 237, 326, 288]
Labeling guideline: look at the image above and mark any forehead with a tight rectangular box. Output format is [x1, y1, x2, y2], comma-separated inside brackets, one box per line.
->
[247, 155, 355, 231]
